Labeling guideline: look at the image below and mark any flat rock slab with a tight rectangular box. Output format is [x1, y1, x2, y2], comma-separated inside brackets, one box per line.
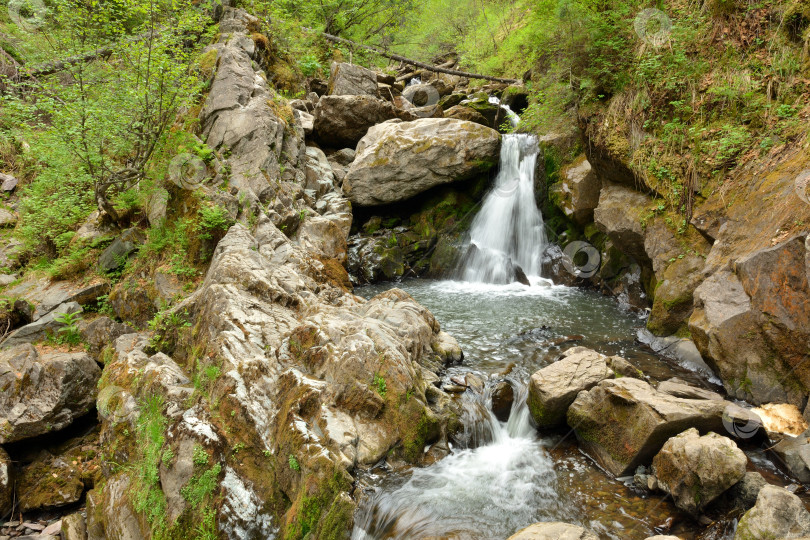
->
[2, 301, 83, 349]
[0, 343, 100, 443]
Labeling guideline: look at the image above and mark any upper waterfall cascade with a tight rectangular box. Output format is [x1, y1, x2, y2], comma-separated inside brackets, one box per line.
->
[459, 133, 546, 284]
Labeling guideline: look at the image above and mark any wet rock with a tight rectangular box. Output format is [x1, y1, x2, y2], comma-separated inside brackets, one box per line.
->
[328, 62, 379, 97]
[98, 228, 145, 272]
[343, 118, 499, 206]
[527, 348, 613, 428]
[735, 484, 810, 539]
[1, 301, 83, 349]
[771, 428, 810, 482]
[507, 521, 599, 539]
[459, 96, 504, 130]
[314, 95, 409, 148]
[438, 93, 466, 109]
[647, 253, 706, 336]
[636, 329, 716, 381]
[0, 344, 100, 443]
[651, 428, 746, 516]
[491, 380, 514, 422]
[606, 354, 643, 379]
[552, 157, 601, 225]
[431, 330, 463, 365]
[566, 377, 761, 476]
[0, 447, 12, 517]
[61, 513, 87, 540]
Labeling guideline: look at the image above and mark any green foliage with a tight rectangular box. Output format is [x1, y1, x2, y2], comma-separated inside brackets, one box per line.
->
[372, 373, 387, 398]
[180, 463, 221, 506]
[288, 454, 301, 471]
[196, 204, 233, 241]
[53, 311, 83, 345]
[298, 54, 323, 77]
[131, 394, 169, 538]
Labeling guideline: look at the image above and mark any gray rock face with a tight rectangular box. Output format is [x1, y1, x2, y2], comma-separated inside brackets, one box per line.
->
[98, 228, 145, 272]
[61, 513, 87, 540]
[0, 207, 16, 227]
[651, 428, 746, 516]
[0, 172, 18, 192]
[507, 522, 599, 540]
[691, 234, 810, 408]
[2, 301, 83, 349]
[79, 316, 134, 357]
[200, 9, 306, 204]
[735, 484, 810, 539]
[527, 348, 613, 428]
[328, 62, 379, 97]
[146, 188, 169, 228]
[566, 377, 760, 476]
[721, 471, 766, 511]
[444, 105, 489, 126]
[0, 344, 100, 443]
[343, 118, 500, 207]
[314, 95, 410, 148]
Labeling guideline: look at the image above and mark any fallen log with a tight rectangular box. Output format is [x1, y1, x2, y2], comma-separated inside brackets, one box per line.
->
[308, 29, 520, 85]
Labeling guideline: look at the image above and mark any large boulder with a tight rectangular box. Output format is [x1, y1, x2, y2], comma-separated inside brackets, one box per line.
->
[327, 62, 379, 97]
[507, 522, 599, 540]
[0, 344, 100, 443]
[314, 95, 409, 148]
[566, 377, 760, 476]
[552, 157, 601, 225]
[735, 485, 810, 539]
[771, 428, 810, 482]
[651, 428, 746, 516]
[527, 348, 613, 428]
[444, 105, 489, 126]
[343, 118, 500, 206]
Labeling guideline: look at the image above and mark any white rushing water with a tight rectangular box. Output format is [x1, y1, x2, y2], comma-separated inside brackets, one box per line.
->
[460, 133, 547, 284]
[351, 386, 560, 539]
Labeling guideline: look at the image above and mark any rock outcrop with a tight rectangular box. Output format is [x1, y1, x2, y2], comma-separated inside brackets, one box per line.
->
[0, 344, 100, 443]
[343, 118, 500, 206]
[314, 95, 410, 148]
[327, 61, 379, 97]
[651, 428, 746, 516]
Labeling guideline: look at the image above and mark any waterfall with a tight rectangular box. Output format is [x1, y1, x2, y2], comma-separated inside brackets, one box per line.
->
[459, 133, 546, 284]
[351, 383, 559, 539]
